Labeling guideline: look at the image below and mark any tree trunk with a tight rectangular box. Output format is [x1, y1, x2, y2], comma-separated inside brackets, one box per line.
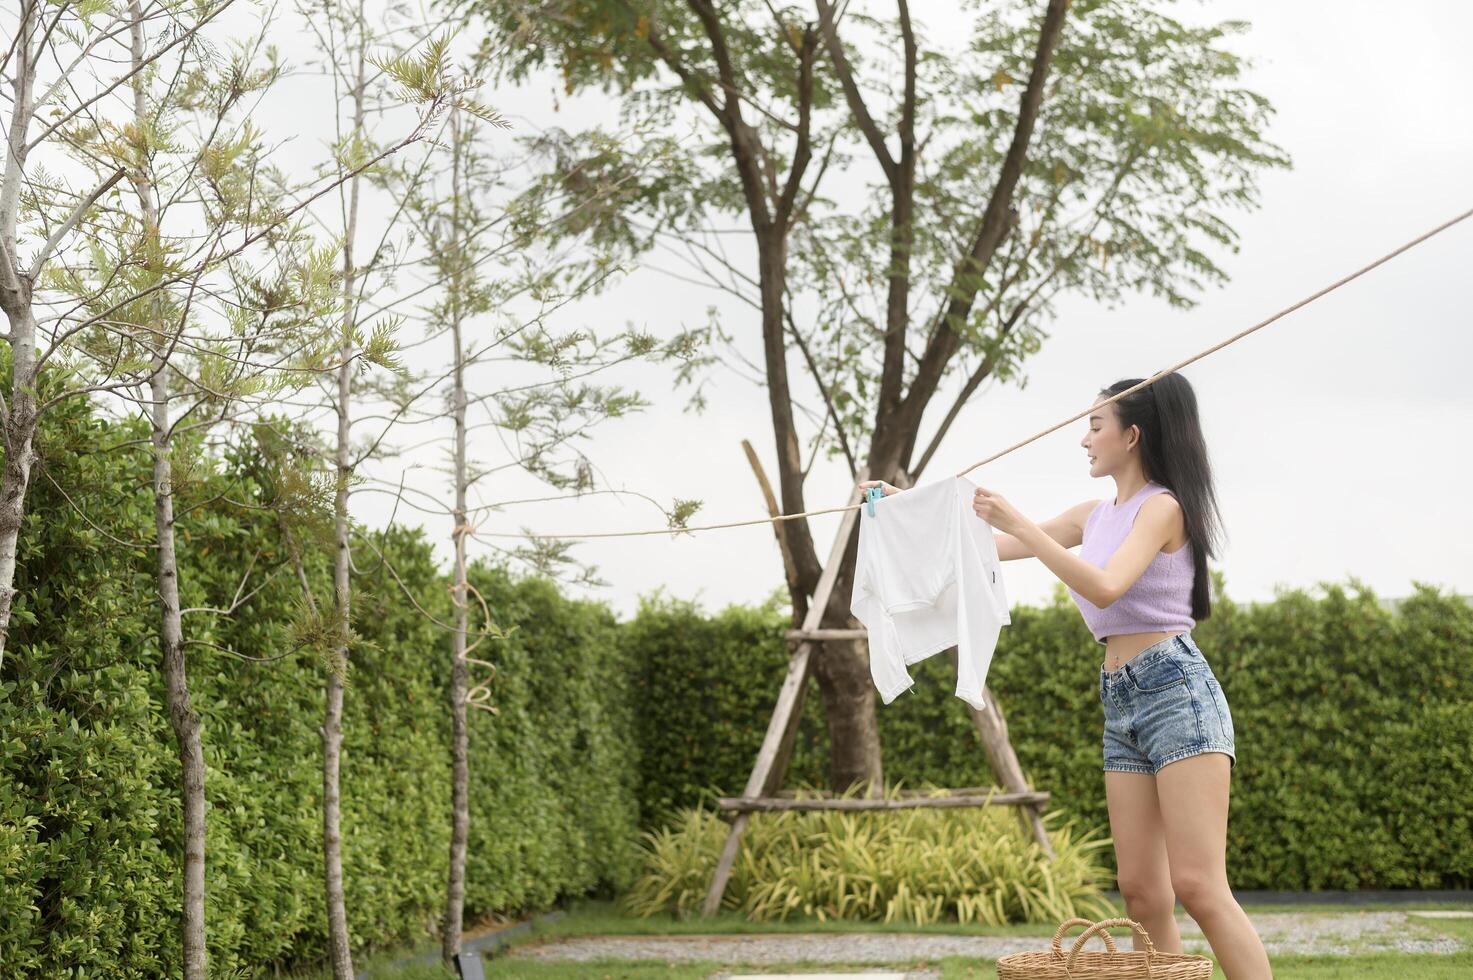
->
[755, 228, 883, 791]
[809, 553, 884, 789]
[803, 0, 1069, 793]
[0, 307, 37, 673]
[742, 197, 885, 790]
[324, 94, 363, 980]
[319, 19, 374, 972]
[442, 125, 471, 960]
[443, 562, 470, 966]
[660, 21, 881, 793]
[322, 668, 351, 977]
[152, 368, 207, 979]
[324, 281, 356, 980]
[0, 2, 40, 674]
[129, 5, 208, 973]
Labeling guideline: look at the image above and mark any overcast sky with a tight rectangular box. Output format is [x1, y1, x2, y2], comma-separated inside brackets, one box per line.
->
[262, 1, 1473, 623]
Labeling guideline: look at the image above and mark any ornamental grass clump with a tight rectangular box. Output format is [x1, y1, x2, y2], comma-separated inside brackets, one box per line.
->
[622, 783, 1116, 925]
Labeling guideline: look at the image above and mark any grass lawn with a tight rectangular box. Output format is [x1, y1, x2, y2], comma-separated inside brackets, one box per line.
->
[332, 897, 1473, 980]
[518, 896, 1473, 940]
[351, 952, 1473, 979]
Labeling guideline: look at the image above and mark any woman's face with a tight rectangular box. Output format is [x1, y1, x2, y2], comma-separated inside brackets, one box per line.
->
[1081, 398, 1135, 477]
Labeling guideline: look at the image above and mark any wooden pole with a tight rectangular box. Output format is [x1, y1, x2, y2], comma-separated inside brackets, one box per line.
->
[716, 791, 1050, 813]
[947, 647, 1057, 858]
[770, 785, 1038, 800]
[742, 439, 801, 602]
[700, 464, 870, 916]
[741, 439, 814, 799]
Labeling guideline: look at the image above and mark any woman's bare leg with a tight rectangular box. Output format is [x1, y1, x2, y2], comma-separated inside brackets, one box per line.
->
[1103, 770, 1182, 952]
[1156, 751, 1273, 978]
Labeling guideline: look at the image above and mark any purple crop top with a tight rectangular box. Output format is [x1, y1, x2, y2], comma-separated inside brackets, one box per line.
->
[1067, 481, 1195, 645]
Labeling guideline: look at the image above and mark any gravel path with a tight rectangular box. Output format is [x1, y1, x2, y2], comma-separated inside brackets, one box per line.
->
[504, 910, 1466, 964]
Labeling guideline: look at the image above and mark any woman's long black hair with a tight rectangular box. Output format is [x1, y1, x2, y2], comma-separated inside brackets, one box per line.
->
[1099, 372, 1224, 622]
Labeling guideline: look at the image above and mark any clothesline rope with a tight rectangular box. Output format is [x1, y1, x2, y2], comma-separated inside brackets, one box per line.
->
[468, 204, 1473, 541]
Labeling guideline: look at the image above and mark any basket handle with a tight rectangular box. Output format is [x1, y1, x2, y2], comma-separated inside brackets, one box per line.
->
[1049, 917, 1117, 955]
[1065, 917, 1158, 974]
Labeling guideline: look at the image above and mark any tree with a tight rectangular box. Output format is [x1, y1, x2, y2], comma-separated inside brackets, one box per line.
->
[0, 0, 491, 674]
[2, 1, 497, 971]
[465, 0, 1288, 788]
[7, 2, 312, 973]
[280, 5, 506, 974]
[295, 4, 413, 974]
[115, 4, 276, 971]
[371, 60, 707, 962]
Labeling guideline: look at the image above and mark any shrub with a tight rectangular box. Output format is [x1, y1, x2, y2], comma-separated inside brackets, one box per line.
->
[0, 382, 641, 975]
[621, 783, 1116, 926]
[624, 576, 1473, 891]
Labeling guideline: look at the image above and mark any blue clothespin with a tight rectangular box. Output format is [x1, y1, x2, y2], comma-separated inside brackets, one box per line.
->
[864, 486, 884, 517]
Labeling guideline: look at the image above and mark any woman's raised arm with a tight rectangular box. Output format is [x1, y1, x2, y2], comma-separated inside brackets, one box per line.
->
[992, 499, 1098, 560]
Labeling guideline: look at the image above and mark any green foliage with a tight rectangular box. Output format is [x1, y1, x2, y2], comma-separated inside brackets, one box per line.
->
[621, 592, 831, 829]
[623, 578, 1473, 892]
[0, 372, 177, 977]
[1203, 581, 1473, 889]
[4, 377, 1467, 973]
[460, 565, 643, 913]
[369, 31, 510, 130]
[470, 0, 1291, 457]
[621, 787, 1116, 926]
[0, 384, 640, 975]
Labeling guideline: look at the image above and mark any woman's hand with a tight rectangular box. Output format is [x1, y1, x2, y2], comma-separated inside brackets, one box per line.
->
[857, 479, 903, 497]
[973, 485, 1027, 536]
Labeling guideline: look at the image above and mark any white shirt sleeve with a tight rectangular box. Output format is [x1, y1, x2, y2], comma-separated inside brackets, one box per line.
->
[851, 508, 916, 703]
[953, 477, 1005, 709]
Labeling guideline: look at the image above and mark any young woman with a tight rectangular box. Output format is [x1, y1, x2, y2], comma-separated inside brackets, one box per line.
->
[860, 372, 1271, 978]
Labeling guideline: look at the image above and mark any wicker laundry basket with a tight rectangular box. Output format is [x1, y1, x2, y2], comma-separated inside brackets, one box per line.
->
[996, 916, 1214, 978]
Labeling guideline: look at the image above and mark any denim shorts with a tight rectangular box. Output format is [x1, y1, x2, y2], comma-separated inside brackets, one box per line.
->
[1099, 631, 1236, 775]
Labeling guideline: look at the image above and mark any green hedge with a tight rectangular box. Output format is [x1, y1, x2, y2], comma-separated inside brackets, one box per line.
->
[0, 380, 640, 976]
[621, 591, 831, 828]
[3, 378, 1469, 976]
[625, 575, 1473, 891]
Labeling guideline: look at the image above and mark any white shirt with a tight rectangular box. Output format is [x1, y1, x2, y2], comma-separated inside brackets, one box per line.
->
[849, 476, 1011, 711]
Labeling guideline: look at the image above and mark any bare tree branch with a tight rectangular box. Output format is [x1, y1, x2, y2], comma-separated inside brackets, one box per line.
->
[898, 0, 1069, 430]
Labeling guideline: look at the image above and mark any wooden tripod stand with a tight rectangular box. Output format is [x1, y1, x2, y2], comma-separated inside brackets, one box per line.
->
[701, 461, 1056, 916]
